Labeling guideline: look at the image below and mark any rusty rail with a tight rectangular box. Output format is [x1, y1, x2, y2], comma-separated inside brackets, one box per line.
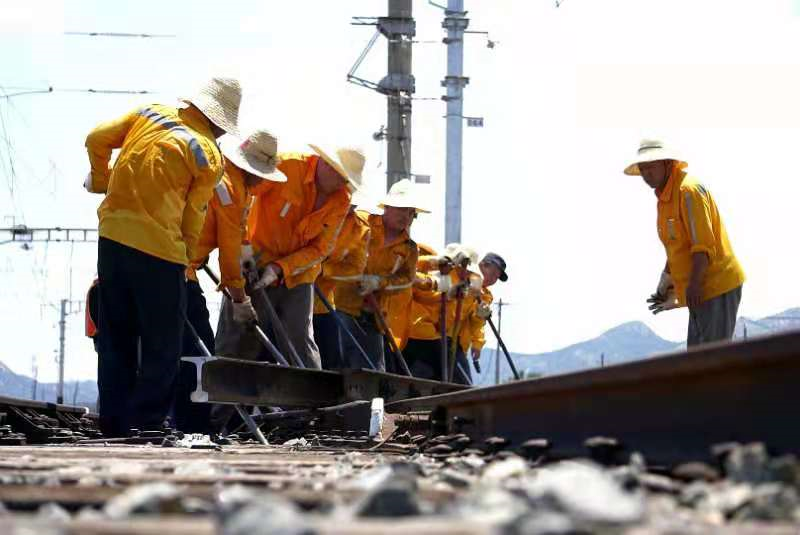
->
[387, 331, 800, 465]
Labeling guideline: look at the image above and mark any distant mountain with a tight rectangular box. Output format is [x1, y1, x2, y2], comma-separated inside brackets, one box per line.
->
[475, 308, 800, 385]
[0, 361, 97, 408]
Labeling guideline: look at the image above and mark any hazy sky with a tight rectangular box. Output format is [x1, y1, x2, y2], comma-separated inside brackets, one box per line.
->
[1, 0, 799, 383]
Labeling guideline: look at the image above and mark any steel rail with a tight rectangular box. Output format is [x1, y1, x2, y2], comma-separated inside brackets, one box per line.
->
[387, 331, 800, 464]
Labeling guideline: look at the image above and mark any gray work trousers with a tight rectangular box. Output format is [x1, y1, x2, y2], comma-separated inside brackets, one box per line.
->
[215, 282, 321, 368]
[210, 283, 321, 434]
[687, 286, 742, 347]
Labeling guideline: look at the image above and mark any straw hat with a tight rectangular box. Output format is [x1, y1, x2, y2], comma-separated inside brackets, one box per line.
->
[220, 131, 287, 182]
[181, 77, 242, 136]
[308, 144, 365, 192]
[624, 139, 679, 176]
[378, 179, 431, 213]
[444, 243, 479, 266]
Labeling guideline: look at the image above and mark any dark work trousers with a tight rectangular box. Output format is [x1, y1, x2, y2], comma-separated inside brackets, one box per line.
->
[449, 338, 472, 385]
[97, 237, 186, 437]
[173, 280, 215, 434]
[313, 313, 343, 370]
[404, 338, 443, 381]
[338, 311, 385, 371]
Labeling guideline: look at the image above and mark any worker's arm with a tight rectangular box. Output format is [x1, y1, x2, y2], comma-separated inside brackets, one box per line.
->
[680, 184, 716, 307]
[181, 141, 223, 264]
[84, 108, 139, 193]
[275, 195, 349, 279]
[382, 243, 419, 293]
[326, 226, 371, 283]
[214, 183, 248, 297]
[417, 254, 445, 273]
[686, 252, 709, 308]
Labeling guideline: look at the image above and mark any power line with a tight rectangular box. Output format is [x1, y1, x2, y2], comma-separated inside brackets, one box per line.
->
[1, 86, 156, 99]
[64, 31, 176, 38]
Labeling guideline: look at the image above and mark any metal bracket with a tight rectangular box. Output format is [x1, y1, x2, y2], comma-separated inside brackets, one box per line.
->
[181, 356, 219, 403]
[377, 16, 416, 38]
[379, 73, 416, 94]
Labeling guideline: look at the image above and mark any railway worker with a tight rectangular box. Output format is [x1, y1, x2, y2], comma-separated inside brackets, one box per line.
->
[459, 252, 509, 380]
[312, 195, 372, 370]
[625, 139, 745, 346]
[84, 77, 241, 437]
[405, 243, 482, 383]
[175, 130, 286, 434]
[218, 145, 364, 369]
[334, 179, 425, 372]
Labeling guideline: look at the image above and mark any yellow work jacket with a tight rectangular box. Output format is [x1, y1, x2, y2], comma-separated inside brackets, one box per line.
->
[313, 209, 371, 315]
[408, 245, 483, 349]
[247, 153, 350, 288]
[657, 164, 745, 306]
[186, 161, 252, 289]
[334, 212, 418, 319]
[85, 104, 223, 265]
[462, 286, 493, 352]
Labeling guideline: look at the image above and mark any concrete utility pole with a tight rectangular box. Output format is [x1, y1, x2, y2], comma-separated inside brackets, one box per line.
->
[58, 299, 66, 404]
[385, 0, 415, 190]
[442, 0, 469, 244]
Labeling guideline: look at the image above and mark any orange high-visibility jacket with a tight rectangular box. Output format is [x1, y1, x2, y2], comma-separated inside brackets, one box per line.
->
[656, 164, 745, 306]
[247, 153, 350, 288]
[85, 104, 223, 265]
[314, 209, 371, 315]
[186, 160, 252, 290]
[334, 212, 418, 321]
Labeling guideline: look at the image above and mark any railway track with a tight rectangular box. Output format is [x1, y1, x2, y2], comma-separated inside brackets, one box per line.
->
[0, 332, 798, 533]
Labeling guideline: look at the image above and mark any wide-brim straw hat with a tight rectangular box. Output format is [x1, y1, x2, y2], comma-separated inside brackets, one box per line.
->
[220, 131, 286, 182]
[308, 144, 365, 192]
[444, 243, 478, 266]
[181, 77, 242, 137]
[378, 178, 431, 214]
[624, 139, 679, 176]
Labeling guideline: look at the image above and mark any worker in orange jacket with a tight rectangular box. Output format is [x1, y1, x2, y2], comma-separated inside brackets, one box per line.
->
[174, 130, 286, 434]
[84, 77, 240, 437]
[459, 252, 509, 382]
[334, 179, 426, 371]
[313, 204, 371, 369]
[405, 243, 482, 383]
[624, 139, 745, 346]
[216, 145, 365, 369]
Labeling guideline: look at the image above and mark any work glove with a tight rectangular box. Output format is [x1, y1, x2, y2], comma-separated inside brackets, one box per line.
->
[83, 172, 92, 192]
[476, 302, 492, 320]
[447, 280, 468, 299]
[252, 263, 281, 290]
[240, 244, 256, 273]
[655, 270, 673, 299]
[647, 289, 679, 315]
[434, 272, 452, 293]
[359, 274, 382, 296]
[232, 296, 258, 324]
[468, 273, 484, 296]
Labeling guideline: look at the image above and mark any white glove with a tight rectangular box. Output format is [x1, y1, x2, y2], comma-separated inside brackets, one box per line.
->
[83, 172, 93, 192]
[468, 273, 484, 296]
[647, 289, 679, 315]
[359, 274, 382, 296]
[253, 264, 280, 289]
[476, 302, 492, 319]
[232, 296, 258, 323]
[435, 272, 452, 293]
[655, 270, 673, 299]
